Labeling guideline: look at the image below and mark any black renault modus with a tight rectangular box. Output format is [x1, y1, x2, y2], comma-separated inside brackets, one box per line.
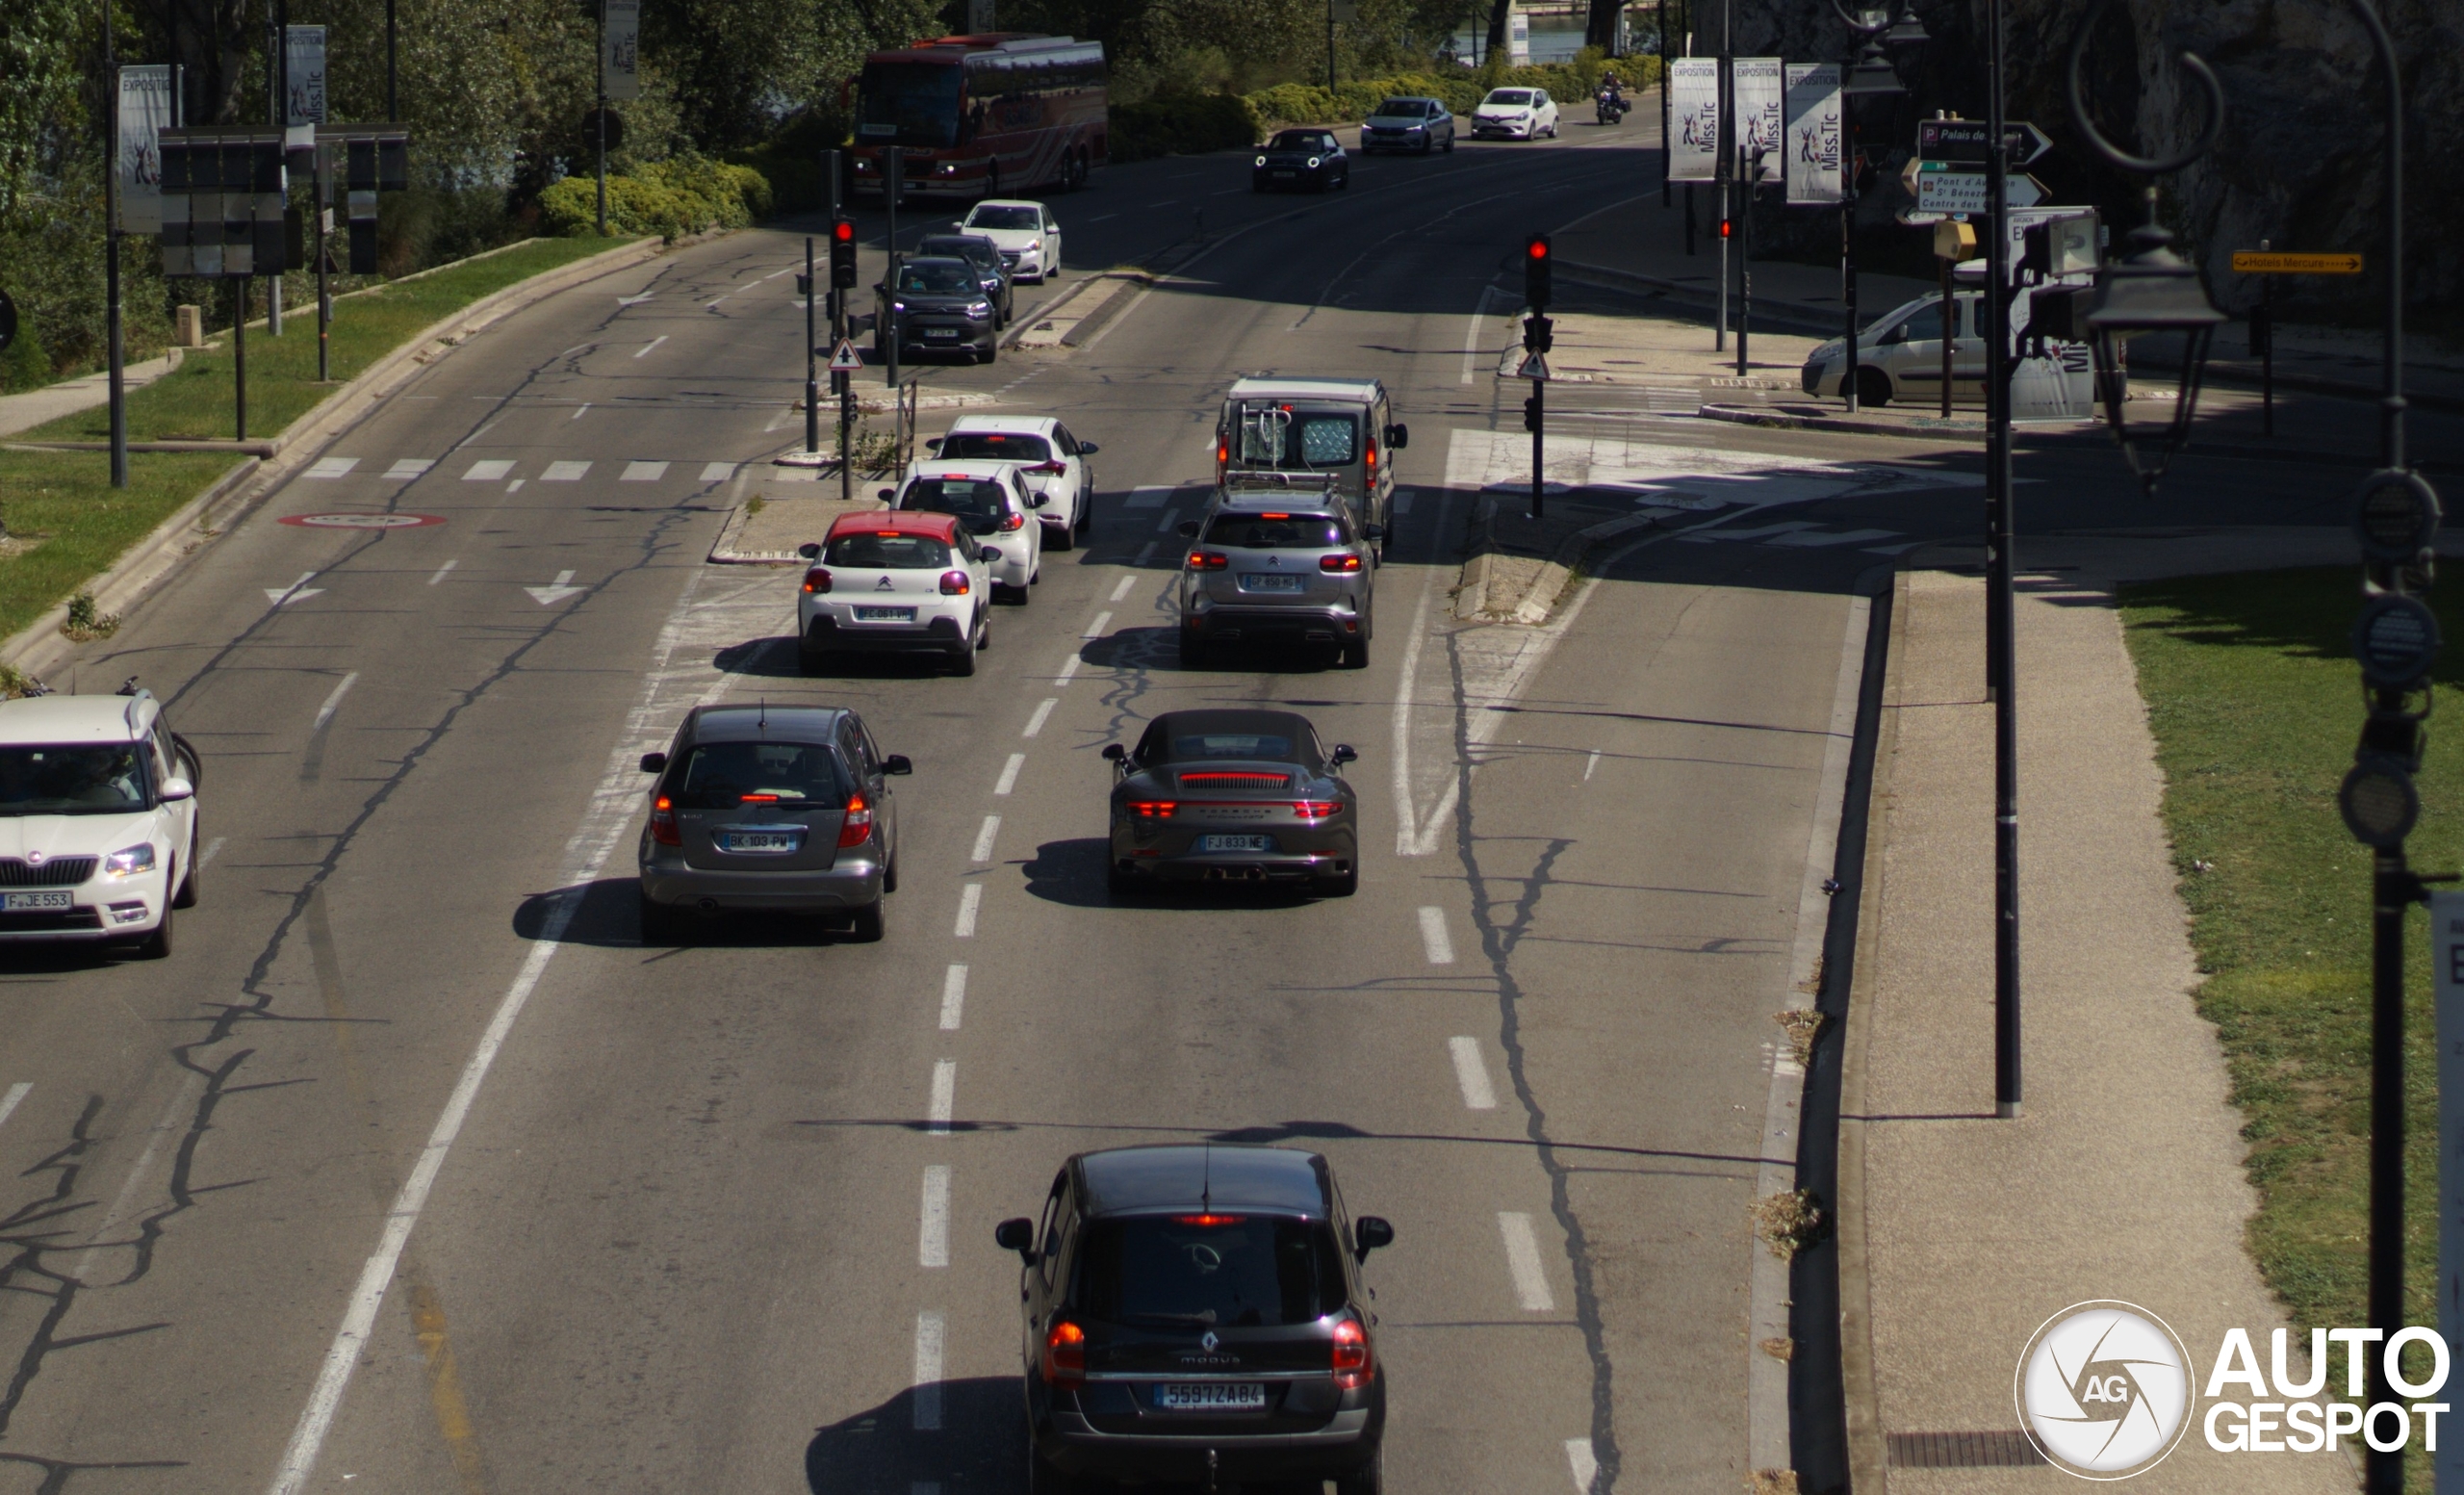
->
[996, 1145, 1396, 1493]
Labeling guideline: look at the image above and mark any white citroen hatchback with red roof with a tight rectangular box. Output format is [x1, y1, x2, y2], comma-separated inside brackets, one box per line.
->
[797, 509, 998, 676]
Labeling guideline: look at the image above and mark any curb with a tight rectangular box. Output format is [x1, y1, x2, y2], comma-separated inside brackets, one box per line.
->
[1697, 402, 1996, 442]
[1450, 498, 1662, 623]
[1, 233, 673, 683]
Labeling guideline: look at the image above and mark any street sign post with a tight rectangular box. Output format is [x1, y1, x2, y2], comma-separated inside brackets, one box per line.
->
[2231, 251, 2362, 275]
[2230, 249, 2363, 435]
[1916, 165, 2049, 214]
[1918, 117, 2052, 166]
[828, 340, 862, 373]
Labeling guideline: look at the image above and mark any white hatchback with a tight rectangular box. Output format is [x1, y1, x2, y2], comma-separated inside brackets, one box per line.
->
[0, 689, 199, 957]
[956, 199, 1062, 283]
[886, 462, 1043, 599]
[797, 511, 998, 676]
[1472, 88, 1559, 140]
[928, 416, 1099, 551]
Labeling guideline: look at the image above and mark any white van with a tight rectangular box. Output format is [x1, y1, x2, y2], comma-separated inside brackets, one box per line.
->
[1213, 377, 1408, 554]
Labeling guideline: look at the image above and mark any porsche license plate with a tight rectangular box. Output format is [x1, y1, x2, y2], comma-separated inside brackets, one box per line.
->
[1157, 1382, 1266, 1411]
[3, 891, 71, 911]
[1197, 834, 1275, 853]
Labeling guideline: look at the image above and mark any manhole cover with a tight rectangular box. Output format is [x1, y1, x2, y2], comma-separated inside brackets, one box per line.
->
[279, 512, 448, 528]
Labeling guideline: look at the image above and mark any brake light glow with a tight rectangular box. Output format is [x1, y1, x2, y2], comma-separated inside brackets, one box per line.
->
[1187, 552, 1228, 572]
[740, 793, 779, 803]
[875, 529, 904, 537]
[650, 794, 681, 846]
[1365, 439, 1377, 471]
[1218, 440, 1230, 466]
[940, 570, 971, 595]
[1043, 1319, 1087, 1388]
[1179, 772, 1290, 787]
[837, 790, 874, 848]
[1321, 554, 1362, 574]
[803, 567, 833, 593]
[1292, 799, 1339, 820]
[1127, 800, 1178, 819]
[1260, 512, 1291, 520]
[1332, 1318, 1372, 1389]
[1173, 1213, 1246, 1225]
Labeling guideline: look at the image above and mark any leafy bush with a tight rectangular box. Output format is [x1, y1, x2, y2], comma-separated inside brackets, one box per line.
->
[541, 155, 773, 241]
[1108, 94, 1264, 163]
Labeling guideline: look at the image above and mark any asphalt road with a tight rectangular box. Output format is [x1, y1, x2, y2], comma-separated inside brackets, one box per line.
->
[0, 119, 2377, 1495]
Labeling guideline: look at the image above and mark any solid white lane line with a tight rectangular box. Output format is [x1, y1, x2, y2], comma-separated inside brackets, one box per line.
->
[1056, 657, 1081, 686]
[1583, 750, 1600, 781]
[1566, 1438, 1599, 1493]
[1499, 1212, 1554, 1311]
[928, 1061, 956, 1133]
[1022, 699, 1057, 738]
[311, 672, 358, 732]
[912, 1311, 946, 1430]
[1109, 575, 1136, 602]
[939, 965, 968, 1031]
[969, 815, 1001, 863]
[632, 335, 668, 358]
[1449, 1037, 1498, 1110]
[196, 836, 227, 868]
[569, 402, 589, 421]
[1082, 611, 1112, 638]
[1461, 284, 1501, 386]
[918, 1166, 951, 1267]
[1153, 508, 1179, 532]
[953, 883, 983, 938]
[1418, 906, 1455, 965]
[428, 558, 458, 586]
[993, 754, 1025, 796]
[0, 1082, 28, 1130]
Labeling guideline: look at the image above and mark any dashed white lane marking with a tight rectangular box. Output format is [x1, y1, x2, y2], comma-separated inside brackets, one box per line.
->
[569, 403, 589, 421]
[938, 965, 968, 1030]
[0, 1082, 29, 1131]
[542, 460, 591, 481]
[617, 293, 653, 305]
[911, 1311, 945, 1430]
[705, 296, 728, 309]
[311, 672, 359, 732]
[1153, 508, 1180, 532]
[994, 753, 1025, 796]
[953, 883, 983, 938]
[305, 457, 358, 478]
[918, 1166, 951, 1267]
[506, 478, 525, 493]
[621, 461, 669, 481]
[1498, 1212, 1554, 1311]
[1135, 540, 1158, 565]
[462, 459, 513, 481]
[927, 1060, 957, 1133]
[459, 421, 498, 448]
[700, 461, 736, 481]
[384, 458, 431, 479]
[1056, 657, 1080, 686]
[1418, 906, 1455, 965]
[762, 264, 797, 279]
[196, 837, 227, 868]
[1109, 575, 1137, 603]
[632, 335, 668, 358]
[1566, 1438, 1599, 1493]
[1124, 485, 1172, 508]
[969, 815, 1001, 863]
[1583, 750, 1600, 781]
[1022, 699, 1057, 738]
[1449, 1037, 1498, 1110]
[1082, 611, 1112, 638]
[428, 558, 458, 586]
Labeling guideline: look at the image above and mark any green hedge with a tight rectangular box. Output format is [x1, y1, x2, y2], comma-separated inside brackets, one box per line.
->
[541, 155, 771, 241]
[1109, 94, 1264, 163]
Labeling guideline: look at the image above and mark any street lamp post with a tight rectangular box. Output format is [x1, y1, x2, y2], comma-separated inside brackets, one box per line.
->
[1831, 3, 1924, 414]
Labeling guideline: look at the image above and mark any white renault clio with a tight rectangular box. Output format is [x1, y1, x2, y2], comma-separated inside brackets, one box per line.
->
[0, 689, 199, 958]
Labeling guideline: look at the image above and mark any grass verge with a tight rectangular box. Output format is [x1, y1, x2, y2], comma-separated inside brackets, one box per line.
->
[0, 235, 646, 651]
[2121, 566, 2449, 1431]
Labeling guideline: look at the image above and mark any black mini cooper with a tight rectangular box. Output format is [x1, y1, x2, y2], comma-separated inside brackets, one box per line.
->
[1251, 128, 1350, 193]
[997, 1145, 1394, 1494]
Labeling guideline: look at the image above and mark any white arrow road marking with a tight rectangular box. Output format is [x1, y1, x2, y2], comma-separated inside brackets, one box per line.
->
[304, 457, 358, 478]
[526, 570, 584, 606]
[266, 573, 324, 606]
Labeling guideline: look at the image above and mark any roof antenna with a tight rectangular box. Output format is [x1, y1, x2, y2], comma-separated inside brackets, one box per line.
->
[758, 696, 767, 729]
[1200, 1143, 1212, 1215]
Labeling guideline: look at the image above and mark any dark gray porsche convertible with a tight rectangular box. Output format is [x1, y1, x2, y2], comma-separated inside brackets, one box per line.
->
[1102, 709, 1359, 897]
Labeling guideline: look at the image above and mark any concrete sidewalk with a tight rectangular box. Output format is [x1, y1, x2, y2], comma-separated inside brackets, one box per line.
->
[0, 348, 185, 439]
[1837, 534, 2366, 1492]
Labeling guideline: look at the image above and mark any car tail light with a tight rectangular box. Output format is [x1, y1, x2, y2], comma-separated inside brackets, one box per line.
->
[1127, 800, 1177, 819]
[1043, 1319, 1087, 1389]
[837, 790, 874, 848]
[940, 570, 971, 595]
[1332, 1318, 1372, 1389]
[1173, 1213, 1246, 1225]
[1186, 552, 1227, 572]
[1292, 799, 1338, 820]
[1320, 554, 1362, 574]
[1028, 460, 1067, 476]
[803, 567, 833, 593]
[1365, 438, 1377, 472]
[650, 794, 681, 846]
[998, 511, 1025, 531]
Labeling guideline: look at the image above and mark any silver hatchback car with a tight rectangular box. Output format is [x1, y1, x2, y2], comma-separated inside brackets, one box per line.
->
[1178, 492, 1381, 670]
[636, 704, 911, 942]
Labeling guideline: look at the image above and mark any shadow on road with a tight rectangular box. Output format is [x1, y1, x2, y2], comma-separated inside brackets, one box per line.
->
[513, 877, 872, 948]
[1021, 837, 1324, 914]
[805, 1376, 1022, 1494]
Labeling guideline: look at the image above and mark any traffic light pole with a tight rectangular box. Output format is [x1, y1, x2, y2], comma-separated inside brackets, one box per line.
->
[805, 235, 820, 455]
[829, 151, 853, 504]
[1528, 376, 1545, 522]
[885, 146, 902, 392]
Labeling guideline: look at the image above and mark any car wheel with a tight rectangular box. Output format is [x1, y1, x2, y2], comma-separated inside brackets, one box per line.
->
[639, 889, 680, 945]
[1341, 637, 1370, 670]
[847, 899, 885, 943]
[981, 339, 997, 364]
[173, 847, 198, 909]
[1045, 518, 1074, 553]
[1075, 494, 1091, 536]
[1334, 1446, 1383, 1495]
[1027, 1444, 1081, 1495]
[134, 905, 172, 960]
[1855, 366, 1892, 408]
[1316, 864, 1359, 897]
[1442, 134, 1454, 153]
[1106, 862, 1138, 900]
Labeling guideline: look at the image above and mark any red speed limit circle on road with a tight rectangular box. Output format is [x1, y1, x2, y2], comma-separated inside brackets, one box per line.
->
[279, 512, 448, 529]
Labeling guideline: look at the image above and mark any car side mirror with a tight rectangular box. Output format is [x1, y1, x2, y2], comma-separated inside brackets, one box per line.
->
[639, 752, 668, 774]
[1078, 441, 1098, 454]
[924, 436, 943, 450]
[1028, 492, 1048, 508]
[1386, 423, 1409, 450]
[1353, 1216, 1394, 1262]
[1178, 521, 1200, 538]
[980, 546, 1004, 564]
[1330, 744, 1357, 765]
[1363, 524, 1385, 542]
[798, 542, 821, 559]
[878, 487, 897, 501]
[1101, 743, 1126, 761]
[995, 1217, 1038, 1260]
[883, 754, 913, 776]
[157, 776, 195, 802]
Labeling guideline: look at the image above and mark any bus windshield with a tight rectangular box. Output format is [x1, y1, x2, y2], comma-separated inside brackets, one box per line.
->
[859, 62, 963, 147]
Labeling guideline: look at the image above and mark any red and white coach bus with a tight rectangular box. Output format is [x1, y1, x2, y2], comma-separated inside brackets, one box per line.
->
[850, 33, 1107, 198]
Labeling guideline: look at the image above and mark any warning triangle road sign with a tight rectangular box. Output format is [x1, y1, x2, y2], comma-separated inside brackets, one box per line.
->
[827, 339, 863, 373]
[1517, 353, 1551, 381]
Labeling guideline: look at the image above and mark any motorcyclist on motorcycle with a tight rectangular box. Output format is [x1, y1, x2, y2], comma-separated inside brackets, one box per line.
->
[1596, 72, 1629, 124]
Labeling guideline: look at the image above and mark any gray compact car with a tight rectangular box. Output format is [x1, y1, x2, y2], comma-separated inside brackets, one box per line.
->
[1359, 95, 1453, 154]
[636, 704, 911, 941]
[1177, 494, 1380, 669]
[1102, 708, 1360, 896]
[916, 231, 1015, 327]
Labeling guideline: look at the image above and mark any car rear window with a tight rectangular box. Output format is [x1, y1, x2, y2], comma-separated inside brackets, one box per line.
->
[1229, 406, 1359, 469]
[939, 432, 1052, 462]
[1075, 1215, 1346, 1328]
[1202, 513, 1348, 551]
[825, 531, 953, 568]
[668, 740, 843, 810]
[901, 477, 1011, 531]
[0, 745, 149, 814]
[1374, 98, 1420, 116]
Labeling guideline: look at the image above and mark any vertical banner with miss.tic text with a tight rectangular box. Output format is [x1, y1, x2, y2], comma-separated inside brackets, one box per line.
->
[1667, 59, 1719, 182]
[1783, 63, 1841, 204]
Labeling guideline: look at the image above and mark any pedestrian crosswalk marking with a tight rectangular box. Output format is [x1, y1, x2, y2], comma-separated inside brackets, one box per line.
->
[462, 459, 514, 481]
[384, 458, 432, 480]
[542, 460, 592, 481]
[621, 461, 669, 482]
[305, 457, 358, 478]
[701, 462, 737, 482]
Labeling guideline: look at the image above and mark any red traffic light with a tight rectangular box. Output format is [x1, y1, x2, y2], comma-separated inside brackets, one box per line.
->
[832, 219, 855, 244]
[1527, 238, 1549, 260]
[1719, 219, 1732, 239]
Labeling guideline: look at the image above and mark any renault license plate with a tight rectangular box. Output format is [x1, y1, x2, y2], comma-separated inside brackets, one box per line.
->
[720, 832, 800, 854]
[3, 891, 70, 911]
[855, 606, 915, 622]
[1238, 573, 1301, 592]
[1197, 834, 1274, 853]
[1157, 1382, 1266, 1412]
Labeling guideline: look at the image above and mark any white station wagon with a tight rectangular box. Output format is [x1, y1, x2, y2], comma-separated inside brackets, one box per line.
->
[0, 688, 200, 957]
